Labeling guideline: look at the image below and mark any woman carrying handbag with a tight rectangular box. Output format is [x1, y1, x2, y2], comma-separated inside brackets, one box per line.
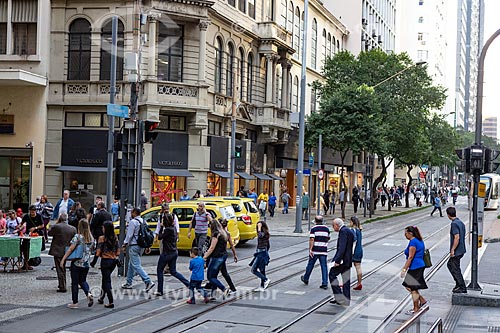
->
[96, 221, 120, 308]
[61, 219, 94, 309]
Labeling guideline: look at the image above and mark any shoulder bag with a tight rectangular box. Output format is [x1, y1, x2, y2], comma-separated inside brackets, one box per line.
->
[423, 248, 432, 268]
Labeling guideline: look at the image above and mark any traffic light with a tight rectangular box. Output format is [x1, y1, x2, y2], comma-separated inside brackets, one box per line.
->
[455, 147, 471, 173]
[144, 120, 159, 143]
[235, 145, 242, 158]
[483, 148, 500, 173]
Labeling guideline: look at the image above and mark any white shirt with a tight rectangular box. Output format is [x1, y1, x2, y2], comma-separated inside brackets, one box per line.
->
[59, 199, 69, 217]
[155, 213, 180, 235]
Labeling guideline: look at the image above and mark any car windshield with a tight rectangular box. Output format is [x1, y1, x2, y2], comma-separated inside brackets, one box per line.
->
[232, 203, 243, 213]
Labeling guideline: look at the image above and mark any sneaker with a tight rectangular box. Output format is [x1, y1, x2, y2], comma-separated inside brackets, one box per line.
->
[319, 285, 329, 290]
[300, 275, 309, 285]
[145, 282, 155, 292]
[121, 283, 133, 289]
[67, 303, 78, 309]
[222, 288, 231, 300]
[87, 293, 94, 307]
[153, 291, 163, 296]
[263, 279, 271, 290]
[404, 309, 416, 315]
[186, 299, 195, 304]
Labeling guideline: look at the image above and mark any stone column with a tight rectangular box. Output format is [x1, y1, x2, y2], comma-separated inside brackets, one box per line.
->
[265, 54, 275, 104]
[147, 16, 159, 78]
[198, 20, 210, 83]
[280, 60, 288, 109]
[285, 60, 292, 109]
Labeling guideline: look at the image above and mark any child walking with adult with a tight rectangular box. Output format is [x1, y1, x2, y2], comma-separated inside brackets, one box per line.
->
[251, 221, 271, 291]
[155, 213, 189, 296]
[61, 219, 94, 309]
[187, 247, 210, 304]
[401, 226, 428, 315]
[350, 216, 363, 290]
[203, 219, 230, 299]
[96, 221, 120, 308]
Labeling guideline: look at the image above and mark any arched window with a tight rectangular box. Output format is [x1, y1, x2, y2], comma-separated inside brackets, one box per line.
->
[310, 87, 317, 113]
[287, 1, 293, 32]
[239, 47, 245, 100]
[226, 43, 234, 96]
[311, 19, 317, 69]
[293, 75, 299, 112]
[337, 40, 340, 51]
[327, 33, 332, 62]
[332, 36, 336, 55]
[100, 19, 124, 81]
[247, 53, 253, 102]
[158, 23, 184, 82]
[276, 65, 282, 106]
[293, 7, 300, 58]
[68, 18, 91, 80]
[215, 37, 223, 93]
[321, 29, 326, 66]
[299, 11, 304, 58]
[289, 73, 292, 109]
[280, 0, 287, 28]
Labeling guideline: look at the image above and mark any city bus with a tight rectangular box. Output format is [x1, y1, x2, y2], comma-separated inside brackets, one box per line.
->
[480, 173, 500, 210]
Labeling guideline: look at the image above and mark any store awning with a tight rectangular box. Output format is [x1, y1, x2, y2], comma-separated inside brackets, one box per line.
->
[0, 69, 47, 86]
[267, 174, 283, 180]
[236, 172, 255, 180]
[252, 173, 273, 180]
[153, 168, 194, 177]
[210, 170, 231, 178]
[56, 166, 109, 173]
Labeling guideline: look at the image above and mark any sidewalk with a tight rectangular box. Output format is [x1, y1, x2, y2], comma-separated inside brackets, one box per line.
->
[264, 198, 430, 237]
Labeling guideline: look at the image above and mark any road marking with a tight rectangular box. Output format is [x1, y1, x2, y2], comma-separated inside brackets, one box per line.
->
[284, 291, 306, 295]
[464, 243, 488, 281]
[382, 243, 402, 247]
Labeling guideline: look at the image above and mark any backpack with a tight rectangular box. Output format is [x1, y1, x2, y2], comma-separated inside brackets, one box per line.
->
[281, 193, 288, 203]
[136, 218, 154, 248]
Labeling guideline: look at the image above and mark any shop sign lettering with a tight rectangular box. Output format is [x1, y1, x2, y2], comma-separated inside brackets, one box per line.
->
[158, 160, 183, 167]
[214, 163, 226, 169]
[76, 159, 103, 165]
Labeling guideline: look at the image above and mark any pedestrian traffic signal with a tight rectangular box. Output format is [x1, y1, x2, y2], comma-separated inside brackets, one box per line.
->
[235, 145, 242, 158]
[144, 120, 159, 143]
[455, 147, 471, 173]
[483, 148, 500, 173]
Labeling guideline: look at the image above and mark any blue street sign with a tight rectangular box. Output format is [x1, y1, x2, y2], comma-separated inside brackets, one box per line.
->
[296, 168, 311, 176]
[107, 103, 129, 118]
[309, 154, 314, 167]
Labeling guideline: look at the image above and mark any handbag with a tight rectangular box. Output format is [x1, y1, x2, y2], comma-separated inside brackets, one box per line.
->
[259, 200, 267, 211]
[423, 248, 432, 268]
[65, 243, 84, 260]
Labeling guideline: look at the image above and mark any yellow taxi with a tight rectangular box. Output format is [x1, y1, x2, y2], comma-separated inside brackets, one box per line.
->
[114, 201, 240, 250]
[201, 197, 259, 243]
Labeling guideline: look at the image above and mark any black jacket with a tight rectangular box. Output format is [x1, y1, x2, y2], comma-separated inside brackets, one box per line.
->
[332, 226, 355, 267]
[91, 209, 112, 238]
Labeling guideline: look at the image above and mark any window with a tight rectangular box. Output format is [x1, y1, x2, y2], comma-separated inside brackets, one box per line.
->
[327, 33, 332, 62]
[65, 112, 121, 128]
[248, 0, 255, 19]
[239, 48, 245, 100]
[419, 0, 424, 5]
[337, 40, 340, 51]
[417, 33, 423, 41]
[280, 0, 287, 27]
[321, 29, 326, 65]
[332, 36, 336, 55]
[418, 16, 424, 23]
[299, 11, 304, 58]
[208, 120, 222, 136]
[226, 43, 234, 96]
[239, 0, 246, 13]
[215, 37, 223, 94]
[247, 53, 253, 102]
[293, 7, 299, 58]
[158, 115, 186, 131]
[157, 23, 183, 82]
[417, 50, 428, 60]
[311, 19, 317, 69]
[310, 87, 317, 113]
[292, 76, 298, 112]
[85, 113, 102, 127]
[100, 19, 124, 81]
[246, 129, 257, 143]
[287, 1, 293, 32]
[228, 0, 235, 6]
[0, 0, 38, 55]
[65, 113, 83, 127]
[68, 18, 91, 80]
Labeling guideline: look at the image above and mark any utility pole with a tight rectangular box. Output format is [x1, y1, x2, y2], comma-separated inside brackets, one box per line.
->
[316, 134, 322, 215]
[106, 17, 118, 210]
[294, 0, 309, 233]
[230, 61, 238, 196]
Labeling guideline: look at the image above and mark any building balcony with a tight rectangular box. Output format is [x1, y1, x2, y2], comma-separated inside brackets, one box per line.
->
[49, 81, 130, 105]
[256, 22, 293, 54]
[253, 105, 291, 144]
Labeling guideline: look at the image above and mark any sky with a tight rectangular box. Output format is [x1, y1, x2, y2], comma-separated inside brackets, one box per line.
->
[482, 0, 499, 118]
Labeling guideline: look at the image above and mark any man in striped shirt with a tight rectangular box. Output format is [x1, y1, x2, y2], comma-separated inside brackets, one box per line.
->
[301, 215, 330, 289]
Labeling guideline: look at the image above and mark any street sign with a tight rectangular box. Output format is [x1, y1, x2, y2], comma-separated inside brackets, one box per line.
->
[478, 183, 486, 198]
[296, 195, 301, 204]
[107, 103, 129, 118]
[296, 169, 311, 176]
[318, 169, 324, 180]
[308, 154, 314, 167]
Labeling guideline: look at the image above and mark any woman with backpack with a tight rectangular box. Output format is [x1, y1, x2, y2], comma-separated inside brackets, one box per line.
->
[60, 219, 94, 309]
[96, 221, 120, 308]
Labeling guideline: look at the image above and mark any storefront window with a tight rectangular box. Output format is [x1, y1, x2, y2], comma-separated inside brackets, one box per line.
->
[151, 175, 186, 204]
[85, 113, 102, 127]
[169, 116, 185, 131]
[66, 113, 83, 127]
[64, 171, 107, 212]
[207, 173, 227, 196]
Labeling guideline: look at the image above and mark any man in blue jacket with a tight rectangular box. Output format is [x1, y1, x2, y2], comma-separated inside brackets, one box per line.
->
[329, 218, 355, 306]
[52, 190, 75, 220]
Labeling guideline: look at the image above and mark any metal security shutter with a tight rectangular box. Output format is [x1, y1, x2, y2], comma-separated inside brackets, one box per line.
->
[0, 0, 7, 22]
[12, 0, 37, 22]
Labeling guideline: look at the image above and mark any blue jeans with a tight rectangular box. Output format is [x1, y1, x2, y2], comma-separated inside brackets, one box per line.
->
[282, 202, 289, 214]
[157, 251, 189, 292]
[126, 245, 151, 285]
[207, 255, 227, 292]
[303, 254, 328, 286]
[189, 280, 208, 302]
[251, 250, 269, 286]
[70, 262, 90, 304]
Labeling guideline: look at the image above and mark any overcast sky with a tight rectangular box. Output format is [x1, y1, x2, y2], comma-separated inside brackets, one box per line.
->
[482, 0, 499, 118]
